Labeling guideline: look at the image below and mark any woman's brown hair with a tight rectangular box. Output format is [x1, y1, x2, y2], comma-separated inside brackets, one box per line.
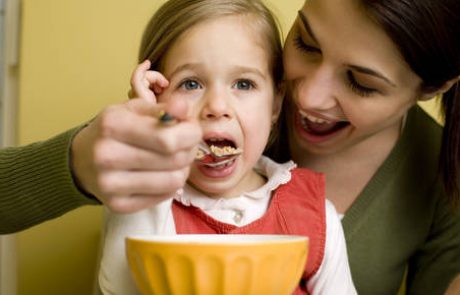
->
[361, 0, 460, 205]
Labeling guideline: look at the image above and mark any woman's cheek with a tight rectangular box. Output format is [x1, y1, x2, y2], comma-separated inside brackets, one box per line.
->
[283, 39, 302, 79]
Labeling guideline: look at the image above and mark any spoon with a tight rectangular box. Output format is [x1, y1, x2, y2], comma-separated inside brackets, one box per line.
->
[196, 141, 243, 163]
[156, 111, 243, 163]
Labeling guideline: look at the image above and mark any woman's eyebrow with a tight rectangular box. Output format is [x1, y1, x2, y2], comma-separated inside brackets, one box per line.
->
[348, 64, 397, 87]
[298, 10, 319, 44]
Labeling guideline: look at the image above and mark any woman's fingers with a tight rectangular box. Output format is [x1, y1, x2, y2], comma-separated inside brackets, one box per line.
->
[96, 169, 190, 198]
[70, 97, 202, 213]
[106, 98, 200, 153]
[93, 138, 196, 171]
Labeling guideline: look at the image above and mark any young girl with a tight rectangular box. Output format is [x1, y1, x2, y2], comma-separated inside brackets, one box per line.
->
[98, 0, 356, 294]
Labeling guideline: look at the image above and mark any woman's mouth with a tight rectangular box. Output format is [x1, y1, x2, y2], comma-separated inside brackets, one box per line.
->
[298, 110, 349, 136]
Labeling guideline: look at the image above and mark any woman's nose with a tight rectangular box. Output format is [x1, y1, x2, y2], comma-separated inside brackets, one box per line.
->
[295, 66, 337, 110]
[200, 87, 232, 120]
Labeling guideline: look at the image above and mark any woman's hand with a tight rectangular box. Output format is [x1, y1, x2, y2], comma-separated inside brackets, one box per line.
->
[70, 60, 202, 213]
[71, 95, 201, 214]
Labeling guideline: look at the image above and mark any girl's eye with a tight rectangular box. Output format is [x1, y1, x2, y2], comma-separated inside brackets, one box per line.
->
[179, 79, 201, 90]
[293, 35, 321, 54]
[346, 71, 377, 97]
[234, 79, 254, 90]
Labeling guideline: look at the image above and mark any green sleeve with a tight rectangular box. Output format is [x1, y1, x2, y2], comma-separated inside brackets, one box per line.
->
[0, 126, 100, 234]
[407, 195, 460, 294]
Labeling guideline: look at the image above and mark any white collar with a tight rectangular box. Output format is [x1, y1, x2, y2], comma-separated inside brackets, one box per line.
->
[174, 156, 296, 211]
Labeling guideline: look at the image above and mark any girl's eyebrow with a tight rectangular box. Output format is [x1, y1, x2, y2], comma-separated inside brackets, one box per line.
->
[298, 10, 319, 44]
[170, 63, 266, 79]
[169, 63, 201, 77]
[231, 65, 266, 79]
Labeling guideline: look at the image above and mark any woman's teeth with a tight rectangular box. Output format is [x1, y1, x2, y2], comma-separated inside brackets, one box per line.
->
[299, 110, 334, 125]
[299, 110, 349, 135]
[303, 113, 329, 124]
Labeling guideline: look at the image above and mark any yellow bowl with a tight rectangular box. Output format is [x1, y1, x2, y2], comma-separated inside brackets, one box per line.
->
[126, 234, 308, 295]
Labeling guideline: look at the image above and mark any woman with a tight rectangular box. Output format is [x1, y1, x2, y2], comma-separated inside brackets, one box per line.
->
[264, 0, 460, 294]
[2, 0, 459, 293]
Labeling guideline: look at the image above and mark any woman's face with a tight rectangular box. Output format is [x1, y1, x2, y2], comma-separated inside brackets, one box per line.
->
[283, 0, 424, 157]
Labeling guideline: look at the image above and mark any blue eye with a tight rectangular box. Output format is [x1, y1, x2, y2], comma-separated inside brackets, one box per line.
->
[179, 79, 201, 90]
[346, 71, 376, 97]
[234, 79, 254, 90]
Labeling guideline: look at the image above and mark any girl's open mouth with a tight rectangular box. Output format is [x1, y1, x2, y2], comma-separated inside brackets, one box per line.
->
[195, 138, 243, 167]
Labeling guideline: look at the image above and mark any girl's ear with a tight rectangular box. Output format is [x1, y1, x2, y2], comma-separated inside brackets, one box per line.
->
[419, 75, 460, 101]
[271, 81, 285, 123]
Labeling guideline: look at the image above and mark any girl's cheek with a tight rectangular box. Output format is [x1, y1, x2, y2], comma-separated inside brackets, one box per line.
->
[186, 96, 205, 119]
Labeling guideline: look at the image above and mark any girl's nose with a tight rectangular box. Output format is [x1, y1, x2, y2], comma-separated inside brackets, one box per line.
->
[296, 66, 337, 111]
[200, 87, 232, 120]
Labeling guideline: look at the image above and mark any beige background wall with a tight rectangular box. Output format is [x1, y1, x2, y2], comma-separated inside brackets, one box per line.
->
[16, 0, 303, 294]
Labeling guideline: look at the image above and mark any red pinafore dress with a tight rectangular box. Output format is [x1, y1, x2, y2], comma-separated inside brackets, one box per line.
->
[172, 168, 326, 295]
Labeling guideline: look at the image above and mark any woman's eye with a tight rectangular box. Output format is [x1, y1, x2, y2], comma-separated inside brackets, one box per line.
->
[294, 35, 321, 54]
[234, 79, 254, 90]
[179, 79, 201, 90]
[346, 71, 377, 97]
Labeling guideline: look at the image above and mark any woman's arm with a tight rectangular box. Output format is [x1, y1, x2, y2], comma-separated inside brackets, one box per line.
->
[0, 95, 201, 234]
[406, 197, 460, 294]
[0, 125, 99, 234]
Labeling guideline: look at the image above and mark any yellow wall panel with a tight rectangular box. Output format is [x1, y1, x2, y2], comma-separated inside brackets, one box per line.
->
[18, 0, 161, 143]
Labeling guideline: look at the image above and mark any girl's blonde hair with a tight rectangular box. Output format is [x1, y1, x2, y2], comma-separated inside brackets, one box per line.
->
[138, 0, 284, 89]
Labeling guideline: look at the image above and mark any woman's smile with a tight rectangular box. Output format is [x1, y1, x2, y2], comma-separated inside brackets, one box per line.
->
[295, 109, 351, 144]
[298, 109, 350, 135]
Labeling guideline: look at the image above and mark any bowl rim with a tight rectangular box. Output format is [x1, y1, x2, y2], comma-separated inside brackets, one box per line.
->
[126, 234, 308, 245]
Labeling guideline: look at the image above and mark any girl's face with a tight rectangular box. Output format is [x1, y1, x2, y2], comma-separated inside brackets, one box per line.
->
[159, 15, 281, 198]
[283, 0, 425, 158]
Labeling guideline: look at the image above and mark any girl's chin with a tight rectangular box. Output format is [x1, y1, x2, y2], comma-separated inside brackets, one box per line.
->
[188, 180, 237, 199]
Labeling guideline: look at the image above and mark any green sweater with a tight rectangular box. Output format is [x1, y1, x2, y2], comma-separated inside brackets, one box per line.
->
[0, 126, 99, 234]
[342, 106, 460, 294]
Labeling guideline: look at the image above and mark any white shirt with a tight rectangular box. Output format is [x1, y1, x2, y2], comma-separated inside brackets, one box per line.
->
[98, 157, 357, 295]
